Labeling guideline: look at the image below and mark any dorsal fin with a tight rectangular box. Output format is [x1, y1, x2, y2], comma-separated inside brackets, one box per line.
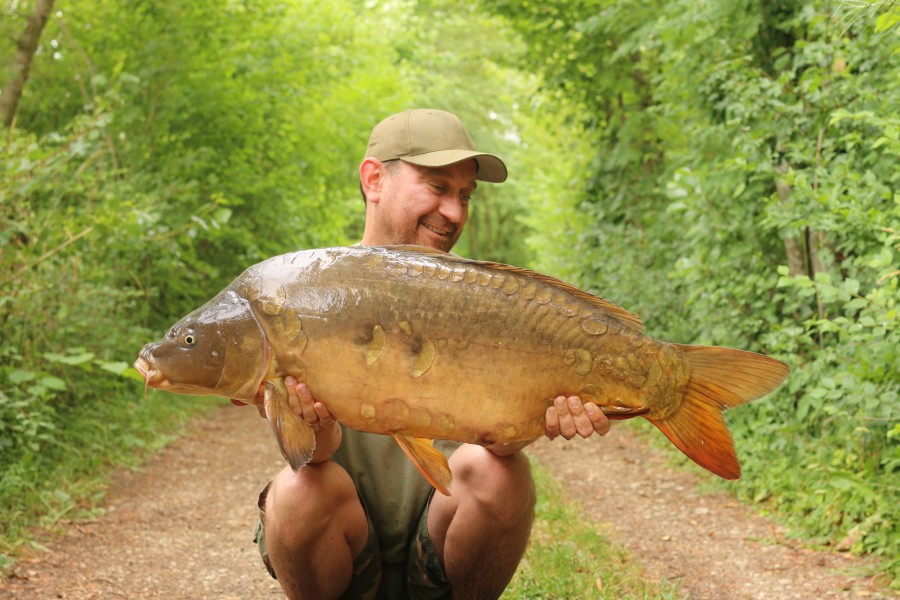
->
[472, 260, 645, 333]
[377, 245, 645, 333]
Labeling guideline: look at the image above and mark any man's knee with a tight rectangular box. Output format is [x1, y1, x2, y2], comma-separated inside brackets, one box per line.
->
[260, 462, 370, 598]
[427, 446, 535, 596]
[265, 461, 366, 550]
[451, 446, 536, 526]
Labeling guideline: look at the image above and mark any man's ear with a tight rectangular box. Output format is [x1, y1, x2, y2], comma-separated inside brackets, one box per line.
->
[359, 158, 385, 204]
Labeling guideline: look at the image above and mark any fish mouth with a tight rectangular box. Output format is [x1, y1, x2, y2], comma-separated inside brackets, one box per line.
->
[133, 355, 168, 396]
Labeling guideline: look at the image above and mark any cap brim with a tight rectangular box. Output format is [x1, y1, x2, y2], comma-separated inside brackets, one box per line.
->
[400, 150, 508, 183]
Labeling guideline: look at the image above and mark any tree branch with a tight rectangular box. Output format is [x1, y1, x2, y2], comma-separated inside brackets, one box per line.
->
[2, 226, 93, 286]
[0, 0, 56, 128]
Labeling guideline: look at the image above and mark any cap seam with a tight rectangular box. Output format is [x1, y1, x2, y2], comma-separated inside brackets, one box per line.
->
[404, 110, 413, 156]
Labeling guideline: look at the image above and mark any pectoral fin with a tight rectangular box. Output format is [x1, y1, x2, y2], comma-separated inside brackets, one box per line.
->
[264, 379, 316, 471]
[393, 434, 453, 496]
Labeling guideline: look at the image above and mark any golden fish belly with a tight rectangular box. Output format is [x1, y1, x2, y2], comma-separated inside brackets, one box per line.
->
[252, 247, 686, 444]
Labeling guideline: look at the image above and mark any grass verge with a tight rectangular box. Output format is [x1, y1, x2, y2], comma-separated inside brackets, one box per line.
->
[504, 463, 685, 599]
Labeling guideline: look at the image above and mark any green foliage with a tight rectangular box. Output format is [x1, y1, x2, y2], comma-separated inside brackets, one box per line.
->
[489, 0, 900, 586]
[0, 111, 222, 556]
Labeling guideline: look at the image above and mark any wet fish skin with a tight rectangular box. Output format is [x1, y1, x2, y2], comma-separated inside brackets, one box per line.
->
[135, 245, 790, 494]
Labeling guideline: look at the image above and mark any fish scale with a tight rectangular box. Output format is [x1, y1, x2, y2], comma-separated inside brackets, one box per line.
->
[135, 245, 790, 495]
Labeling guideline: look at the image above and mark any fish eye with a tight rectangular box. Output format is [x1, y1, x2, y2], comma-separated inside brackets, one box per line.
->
[183, 334, 196, 346]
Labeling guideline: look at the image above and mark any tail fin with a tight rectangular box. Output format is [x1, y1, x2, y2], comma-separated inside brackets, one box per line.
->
[648, 345, 790, 480]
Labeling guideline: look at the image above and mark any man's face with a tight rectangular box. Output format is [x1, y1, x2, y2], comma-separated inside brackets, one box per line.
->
[364, 159, 476, 252]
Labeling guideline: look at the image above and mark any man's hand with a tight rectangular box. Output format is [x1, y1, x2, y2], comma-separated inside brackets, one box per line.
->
[232, 377, 336, 426]
[545, 395, 610, 440]
[233, 376, 341, 463]
[285, 377, 336, 431]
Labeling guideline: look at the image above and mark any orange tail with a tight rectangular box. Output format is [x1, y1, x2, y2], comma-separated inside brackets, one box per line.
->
[648, 345, 790, 480]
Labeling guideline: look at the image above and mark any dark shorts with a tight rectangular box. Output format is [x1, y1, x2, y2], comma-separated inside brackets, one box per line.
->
[254, 482, 451, 600]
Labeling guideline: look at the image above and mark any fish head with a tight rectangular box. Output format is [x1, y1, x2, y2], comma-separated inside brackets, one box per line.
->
[134, 289, 270, 401]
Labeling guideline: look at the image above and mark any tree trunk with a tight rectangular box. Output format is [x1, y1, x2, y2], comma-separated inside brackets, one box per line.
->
[784, 235, 806, 277]
[775, 170, 807, 276]
[0, 0, 56, 128]
[808, 229, 827, 277]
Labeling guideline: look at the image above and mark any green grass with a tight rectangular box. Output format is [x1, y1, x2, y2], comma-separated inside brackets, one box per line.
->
[504, 464, 685, 599]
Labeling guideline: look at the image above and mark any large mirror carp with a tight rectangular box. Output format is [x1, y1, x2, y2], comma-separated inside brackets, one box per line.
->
[135, 245, 790, 495]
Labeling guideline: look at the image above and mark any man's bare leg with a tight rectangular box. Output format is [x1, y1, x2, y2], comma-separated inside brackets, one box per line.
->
[427, 444, 536, 599]
[264, 461, 369, 600]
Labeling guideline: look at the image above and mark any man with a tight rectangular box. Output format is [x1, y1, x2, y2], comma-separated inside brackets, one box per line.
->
[251, 109, 610, 599]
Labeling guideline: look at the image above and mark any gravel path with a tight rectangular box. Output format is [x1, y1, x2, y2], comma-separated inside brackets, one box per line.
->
[1, 405, 891, 599]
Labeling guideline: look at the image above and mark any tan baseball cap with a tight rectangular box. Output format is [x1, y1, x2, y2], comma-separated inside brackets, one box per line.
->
[364, 109, 508, 183]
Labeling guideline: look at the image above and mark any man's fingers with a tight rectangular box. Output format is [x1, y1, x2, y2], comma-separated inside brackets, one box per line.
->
[585, 402, 611, 435]
[568, 396, 596, 438]
[313, 401, 335, 427]
[296, 382, 320, 424]
[555, 395, 577, 440]
[545, 405, 561, 440]
[545, 396, 611, 441]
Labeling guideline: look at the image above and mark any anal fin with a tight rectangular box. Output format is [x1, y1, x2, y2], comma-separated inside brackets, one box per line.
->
[264, 379, 316, 471]
[393, 434, 453, 496]
[599, 405, 651, 420]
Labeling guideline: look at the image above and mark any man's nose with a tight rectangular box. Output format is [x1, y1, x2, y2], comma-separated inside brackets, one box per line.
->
[437, 193, 466, 223]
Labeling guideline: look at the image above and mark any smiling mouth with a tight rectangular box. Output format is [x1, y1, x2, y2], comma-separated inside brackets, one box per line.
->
[421, 222, 454, 238]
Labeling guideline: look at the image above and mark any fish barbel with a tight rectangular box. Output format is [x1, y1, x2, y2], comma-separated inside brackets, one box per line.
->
[134, 245, 790, 494]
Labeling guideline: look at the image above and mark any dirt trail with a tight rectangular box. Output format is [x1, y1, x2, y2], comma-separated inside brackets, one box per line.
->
[1, 405, 890, 599]
[1, 406, 283, 599]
